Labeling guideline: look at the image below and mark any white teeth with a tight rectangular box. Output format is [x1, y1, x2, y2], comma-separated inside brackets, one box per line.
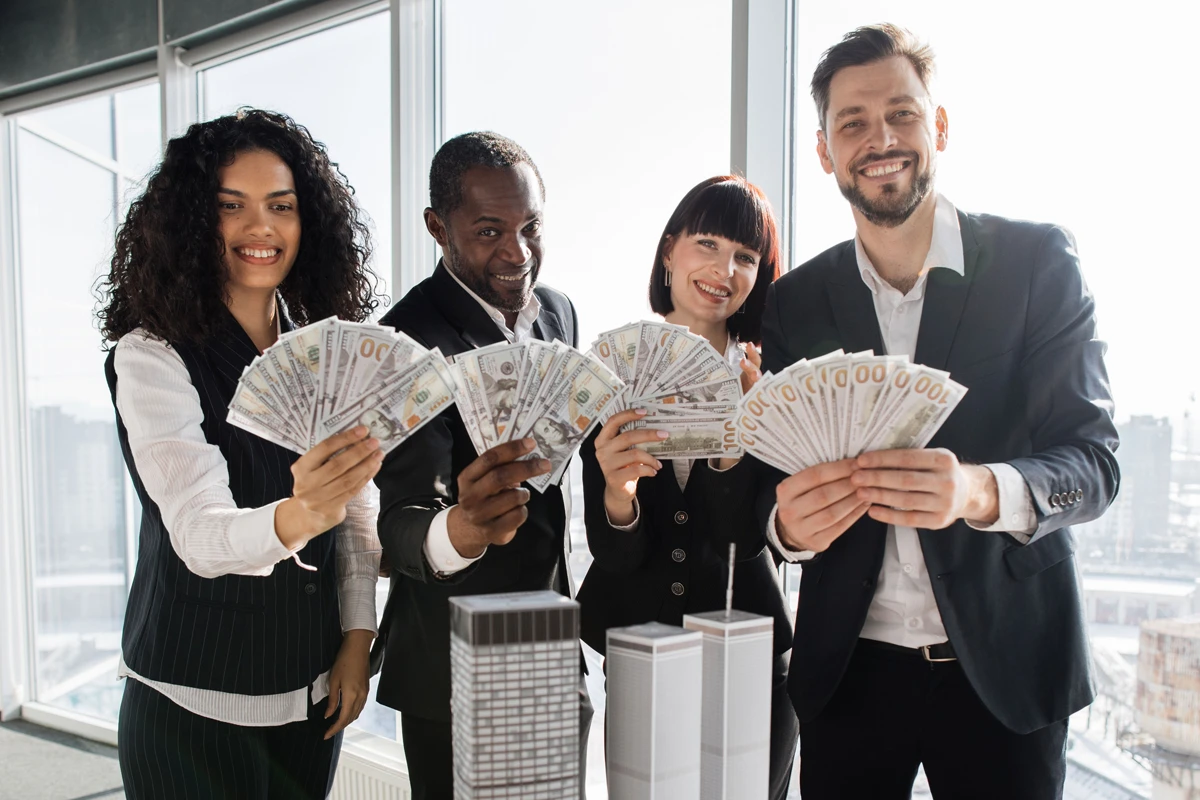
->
[863, 162, 906, 177]
[696, 281, 731, 298]
[239, 247, 279, 259]
[494, 273, 527, 282]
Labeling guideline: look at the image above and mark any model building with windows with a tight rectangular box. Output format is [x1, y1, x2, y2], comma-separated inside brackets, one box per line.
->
[606, 622, 703, 799]
[449, 591, 581, 800]
[683, 610, 774, 800]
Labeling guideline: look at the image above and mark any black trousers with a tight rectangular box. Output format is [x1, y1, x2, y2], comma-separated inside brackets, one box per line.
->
[401, 676, 595, 800]
[799, 640, 1069, 800]
[118, 678, 342, 800]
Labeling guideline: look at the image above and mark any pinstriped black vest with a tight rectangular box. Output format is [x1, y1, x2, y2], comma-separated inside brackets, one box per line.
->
[105, 312, 342, 695]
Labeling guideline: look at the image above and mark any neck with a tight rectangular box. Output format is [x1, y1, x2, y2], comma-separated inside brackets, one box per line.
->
[226, 287, 279, 353]
[854, 192, 938, 293]
[664, 310, 729, 354]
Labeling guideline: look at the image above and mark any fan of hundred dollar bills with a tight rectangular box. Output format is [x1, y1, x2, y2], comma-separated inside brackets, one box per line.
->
[449, 340, 625, 492]
[226, 317, 457, 455]
[733, 350, 967, 475]
[589, 321, 744, 460]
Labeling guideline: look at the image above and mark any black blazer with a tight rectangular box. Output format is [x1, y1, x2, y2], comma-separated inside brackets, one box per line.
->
[577, 436, 793, 657]
[372, 263, 579, 722]
[758, 211, 1120, 734]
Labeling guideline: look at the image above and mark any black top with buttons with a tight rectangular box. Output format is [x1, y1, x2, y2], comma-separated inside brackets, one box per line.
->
[576, 429, 793, 657]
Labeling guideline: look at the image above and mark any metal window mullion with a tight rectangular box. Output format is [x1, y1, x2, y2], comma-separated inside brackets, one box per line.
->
[391, 0, 443, 297]
[730, 0, 797, 270]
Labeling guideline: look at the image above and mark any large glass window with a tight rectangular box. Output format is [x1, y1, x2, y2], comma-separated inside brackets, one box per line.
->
[793, 5, 1198, 796]
[197, 10, 396, 740]
[444, 2, 733, 795]
[15, 82, 161, 722]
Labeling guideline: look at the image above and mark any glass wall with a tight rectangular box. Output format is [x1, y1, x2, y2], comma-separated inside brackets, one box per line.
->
[443, 2, 732, 794]
[15, 82, 160, 721]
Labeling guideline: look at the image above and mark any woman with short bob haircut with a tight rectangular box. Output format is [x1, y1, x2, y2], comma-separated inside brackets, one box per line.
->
[97, 109, 383, 799]
[578, 175, 798, 799]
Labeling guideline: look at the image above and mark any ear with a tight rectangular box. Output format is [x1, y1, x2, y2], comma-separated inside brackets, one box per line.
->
[935, 107, 949, 152]
[424, 208, 450, 247]
[661, 234, 677, 268]
[816, 129, 834, 175]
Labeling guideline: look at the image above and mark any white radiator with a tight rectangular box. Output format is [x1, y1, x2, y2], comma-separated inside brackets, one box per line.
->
[331, 730, 412, 800]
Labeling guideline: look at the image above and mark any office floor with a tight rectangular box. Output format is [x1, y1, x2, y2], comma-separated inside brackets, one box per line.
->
[0, 720, 124, 800]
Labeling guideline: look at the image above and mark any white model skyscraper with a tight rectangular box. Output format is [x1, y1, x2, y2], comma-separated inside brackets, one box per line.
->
[448, 591, 580, 800]
[683, 610, 774, 800]
[606, 622, 703, 799]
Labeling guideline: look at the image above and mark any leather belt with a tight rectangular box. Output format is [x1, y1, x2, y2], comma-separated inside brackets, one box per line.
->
[858, 637, 957, 663]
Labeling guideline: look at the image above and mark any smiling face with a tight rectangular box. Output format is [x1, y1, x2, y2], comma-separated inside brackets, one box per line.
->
[425, 164, 544, 314]
[216, 149, 301, 296]
[663, 232, 761, 328]
[817, 55, 947, 228]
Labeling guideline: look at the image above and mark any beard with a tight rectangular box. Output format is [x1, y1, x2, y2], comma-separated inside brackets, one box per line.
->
[838, 151, 935, 228]
[444, 241, 540, 314]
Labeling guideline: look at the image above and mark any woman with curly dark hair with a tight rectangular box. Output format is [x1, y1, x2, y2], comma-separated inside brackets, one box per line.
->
[96, 109, 384, 798]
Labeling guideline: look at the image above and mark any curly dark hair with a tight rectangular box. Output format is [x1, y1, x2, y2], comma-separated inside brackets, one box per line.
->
[428, 131, 544, 219]
[97, 109, 380, 346]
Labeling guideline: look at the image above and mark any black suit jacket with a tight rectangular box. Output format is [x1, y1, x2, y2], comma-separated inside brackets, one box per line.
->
[759, 210, 1119, 734]
[372, 264, 579, 722]
[576, 435, 793, 657]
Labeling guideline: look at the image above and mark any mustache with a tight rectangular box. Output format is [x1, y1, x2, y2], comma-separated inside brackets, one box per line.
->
[850, 151, 920, 173]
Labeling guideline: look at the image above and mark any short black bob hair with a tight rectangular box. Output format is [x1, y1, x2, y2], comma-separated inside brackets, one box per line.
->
[648, 175, 780, 345]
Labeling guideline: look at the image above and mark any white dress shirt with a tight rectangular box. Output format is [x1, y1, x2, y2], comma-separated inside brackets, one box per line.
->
[765, 195, 1037, 648]
[114, 330, 381, 726]
[422, 266, 547, 576]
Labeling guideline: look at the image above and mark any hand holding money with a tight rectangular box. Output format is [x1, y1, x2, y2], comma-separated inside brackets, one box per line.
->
[851, 448, 999, 530]
[775, 459, 870, 553]
[448, 438, 553, 558]
[275, 426, 384, 549]
[594, 408, 666, 525]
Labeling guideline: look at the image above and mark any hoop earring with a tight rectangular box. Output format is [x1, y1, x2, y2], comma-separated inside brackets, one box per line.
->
[664, 270, 672, 287]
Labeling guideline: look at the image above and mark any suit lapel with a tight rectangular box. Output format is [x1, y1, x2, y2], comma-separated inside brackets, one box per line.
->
[913, 211, 978, 371]
[533, 302, 566, 345]
[825, 244, 886, 355]
[427, 263, 509, 350]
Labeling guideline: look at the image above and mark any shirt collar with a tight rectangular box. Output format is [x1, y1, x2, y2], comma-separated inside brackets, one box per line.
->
[854, 193, 964, 297]
[443, 261, 542, 339]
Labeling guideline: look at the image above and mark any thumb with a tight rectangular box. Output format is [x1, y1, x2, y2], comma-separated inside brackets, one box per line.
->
[325, 680, 340, 719]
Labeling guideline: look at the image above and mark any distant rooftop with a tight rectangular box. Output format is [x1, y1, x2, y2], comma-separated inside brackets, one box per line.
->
[1083, 575, 1198, 598]
[1140, 614, 1200, 637]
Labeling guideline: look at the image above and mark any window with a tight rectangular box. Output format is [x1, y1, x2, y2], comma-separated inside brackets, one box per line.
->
[444, 2, 733, 793]
[14, 82, 160, 722]
[196, 10, 396, 739]
[793, 5, 1199, 794]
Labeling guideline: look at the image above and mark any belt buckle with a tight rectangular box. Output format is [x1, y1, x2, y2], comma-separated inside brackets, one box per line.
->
[920, 644, 957, 663]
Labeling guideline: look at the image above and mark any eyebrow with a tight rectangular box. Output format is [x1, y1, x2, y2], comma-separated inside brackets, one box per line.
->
[217, 188, 297, 199]
[471, 214, 541, 225]
[833, 95, 921, 122]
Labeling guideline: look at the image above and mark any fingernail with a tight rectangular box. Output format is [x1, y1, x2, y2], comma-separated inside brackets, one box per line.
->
[374, 451, 385, 461]
[353, 426, 367, 436]
[656, 430, 669, 439]
[366, 437, 380, 450]
[635, 408, 648, 416]
[539, 459, 552, 471]
[654, 460, 663, 469]
[522, 438, 536, 451]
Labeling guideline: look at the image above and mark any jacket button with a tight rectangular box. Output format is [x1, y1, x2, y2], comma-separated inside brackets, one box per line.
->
[1076, 490, 1084, 502]
[671, 548, 686, 563]
[674, 511, 688, 525]
[1049, 493, 1061, 507]
[671, 582, 685, 596]
[304, 583, 316, 595]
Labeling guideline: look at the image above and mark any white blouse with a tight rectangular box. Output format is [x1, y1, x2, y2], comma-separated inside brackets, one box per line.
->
[113, 330, 381, 726]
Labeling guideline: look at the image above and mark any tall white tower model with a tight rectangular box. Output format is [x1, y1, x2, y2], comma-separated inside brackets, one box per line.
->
[682, 609, 774, 800]
[449, 591, 580, 800]
[606, 622, 704, 800]
[1133, 615, 1200, 800]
